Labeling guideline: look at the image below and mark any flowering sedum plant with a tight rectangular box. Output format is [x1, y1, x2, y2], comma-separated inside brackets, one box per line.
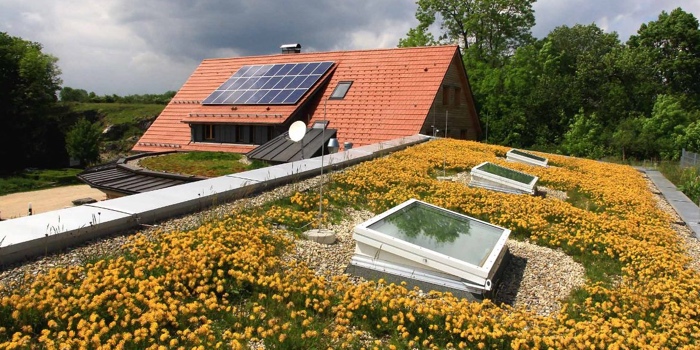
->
[1, 139, 698, 349]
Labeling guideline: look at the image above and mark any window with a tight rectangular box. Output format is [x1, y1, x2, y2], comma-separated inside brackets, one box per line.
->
[204, 124, 215, 140]
[454, 87, 461, 106]
[236, 126, 244, 143]
[350, 199, 511, 295]
[442, 85, 449, 105]
[330, 81, 353, 99]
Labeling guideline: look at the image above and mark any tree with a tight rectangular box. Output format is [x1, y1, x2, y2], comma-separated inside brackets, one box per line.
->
[0, 32, 65, 173]
[402, 0, 536, 68]
[638, 95, 691, 159]
[65, 118, 102, 166]
[628, 8, 700, 101]
[561, 110, 607, 159]
[60, 86, 89, 102]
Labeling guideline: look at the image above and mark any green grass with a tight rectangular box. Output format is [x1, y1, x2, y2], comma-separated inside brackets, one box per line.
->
[70, 103, 165, 126]
[478, 162, 536, 184]
[0, 168, 83, 196]
[566, 187, 605, 213]
[139, 152, 269, 177]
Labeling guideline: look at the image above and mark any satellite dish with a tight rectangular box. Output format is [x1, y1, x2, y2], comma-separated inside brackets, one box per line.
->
[289, 121, 307, 142]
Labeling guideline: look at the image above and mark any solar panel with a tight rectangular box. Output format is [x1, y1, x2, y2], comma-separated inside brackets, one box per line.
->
[202, 61, 334, 105]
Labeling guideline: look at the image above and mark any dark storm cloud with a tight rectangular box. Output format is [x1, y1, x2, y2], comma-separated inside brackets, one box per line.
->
[110, 0, 416, 61]
[1, 0, 698, 95]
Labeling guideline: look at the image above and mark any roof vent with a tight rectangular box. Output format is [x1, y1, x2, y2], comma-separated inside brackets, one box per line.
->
[281, 43, 301, 54]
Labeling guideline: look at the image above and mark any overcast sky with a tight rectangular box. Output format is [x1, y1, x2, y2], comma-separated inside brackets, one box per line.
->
[1, 0, 698, 95]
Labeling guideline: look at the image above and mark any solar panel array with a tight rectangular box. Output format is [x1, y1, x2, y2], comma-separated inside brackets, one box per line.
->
[202, 61, 334, 105]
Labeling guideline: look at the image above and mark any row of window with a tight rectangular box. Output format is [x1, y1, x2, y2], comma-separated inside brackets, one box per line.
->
[195, 124, 275, 145]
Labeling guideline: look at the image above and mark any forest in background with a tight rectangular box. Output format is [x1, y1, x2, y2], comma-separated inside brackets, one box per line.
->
[400, 2, 700, 161]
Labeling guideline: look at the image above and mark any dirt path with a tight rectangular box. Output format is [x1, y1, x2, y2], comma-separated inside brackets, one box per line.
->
[0, 185, 106, 220]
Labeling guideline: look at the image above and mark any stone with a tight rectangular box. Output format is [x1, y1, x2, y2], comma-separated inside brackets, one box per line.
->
[303, 229, 337, 245]
[72, 197, 97, 205]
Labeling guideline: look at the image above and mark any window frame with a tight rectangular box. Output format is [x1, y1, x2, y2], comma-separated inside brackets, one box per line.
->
[204, 124, 216, 140]
[329, 81, 353, 100]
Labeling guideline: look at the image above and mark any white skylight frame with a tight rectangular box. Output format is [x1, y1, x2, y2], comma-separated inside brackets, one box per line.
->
[470, 162, 538, 195]
[506, 149, 549, 167]
[351, 199, 511, 292]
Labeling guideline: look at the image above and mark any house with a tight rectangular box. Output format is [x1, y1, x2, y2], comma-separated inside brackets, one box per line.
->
[132, 45, 481, 155]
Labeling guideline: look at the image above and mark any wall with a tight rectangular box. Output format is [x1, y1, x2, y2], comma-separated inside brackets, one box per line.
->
[420, 55, 480, 140]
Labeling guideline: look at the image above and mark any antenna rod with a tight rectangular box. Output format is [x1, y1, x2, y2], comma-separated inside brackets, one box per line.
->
[318, 98, 327, 229]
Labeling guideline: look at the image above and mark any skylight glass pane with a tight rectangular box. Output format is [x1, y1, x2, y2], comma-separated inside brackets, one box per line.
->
[478, 163, 535, 184]
[511, 149, 547, 162]
[367, 202, 503, 267]
[330, 81, 352, 99]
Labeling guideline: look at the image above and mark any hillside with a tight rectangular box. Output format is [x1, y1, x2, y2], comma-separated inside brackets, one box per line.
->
[68, 103, 165, 160]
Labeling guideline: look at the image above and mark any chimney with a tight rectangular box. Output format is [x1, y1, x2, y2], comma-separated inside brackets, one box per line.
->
[281, 43, 301, 54]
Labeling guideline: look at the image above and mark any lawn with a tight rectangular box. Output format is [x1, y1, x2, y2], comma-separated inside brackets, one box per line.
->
[0, 168, 82, 196]
[1, 139, 698, 349]
[138, 152, 269, 177]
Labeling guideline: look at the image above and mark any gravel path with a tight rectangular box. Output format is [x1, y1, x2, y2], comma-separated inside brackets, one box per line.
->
[0, 185, 106, 220]
[1, 172, 696, 318]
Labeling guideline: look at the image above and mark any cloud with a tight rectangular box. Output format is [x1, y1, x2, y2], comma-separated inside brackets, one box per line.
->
[0, 0, 698, 95]
[533, 0, 700, 41]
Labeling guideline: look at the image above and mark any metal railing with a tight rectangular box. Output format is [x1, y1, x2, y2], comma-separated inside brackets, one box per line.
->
[681, 148, 700, 169]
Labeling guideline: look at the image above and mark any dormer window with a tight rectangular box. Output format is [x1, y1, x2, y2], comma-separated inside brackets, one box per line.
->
[330, 81, 353, 99]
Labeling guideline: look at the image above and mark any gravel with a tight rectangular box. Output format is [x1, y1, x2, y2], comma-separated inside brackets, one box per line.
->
[1, 170, 696, 320]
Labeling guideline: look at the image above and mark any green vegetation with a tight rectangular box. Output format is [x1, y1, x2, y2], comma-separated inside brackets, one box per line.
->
[0, 168, 82, 196]
[139, 152, 269, 177]
[0, 32, 66, 173]
[69, 103, 166, 159]
[401, 6, 700, 161]
[658, 162, 700, 204]
[60, 86, 175, 105]
[479, 162, 535, 183]
[65, 118, 102, 166]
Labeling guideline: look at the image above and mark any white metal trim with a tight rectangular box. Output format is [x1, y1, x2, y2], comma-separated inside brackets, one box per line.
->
[506, 149, 548, 167]
[470, 161, 538, 194]
[352, 199, 511, 287]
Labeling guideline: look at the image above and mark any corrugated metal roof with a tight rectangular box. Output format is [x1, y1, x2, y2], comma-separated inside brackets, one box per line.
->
[247, 128, 337, 163]
[78, 161, 203, 196]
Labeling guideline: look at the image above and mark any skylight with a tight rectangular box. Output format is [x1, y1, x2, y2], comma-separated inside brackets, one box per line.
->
[330, 81, 352, 99]
[470, 162, 538, 195]
[506, 149, 549, 167]
[349, 199, 511, 296]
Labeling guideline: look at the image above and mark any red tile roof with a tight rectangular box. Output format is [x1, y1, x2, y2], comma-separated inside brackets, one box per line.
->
[133, 45, 475, 153]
